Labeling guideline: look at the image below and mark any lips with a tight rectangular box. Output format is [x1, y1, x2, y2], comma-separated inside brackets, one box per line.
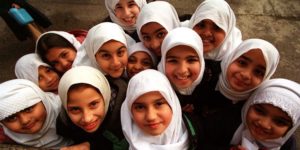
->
[83, 121, 98, 131]
[147, 123, 160, 129]
[23, 122, 35, 130]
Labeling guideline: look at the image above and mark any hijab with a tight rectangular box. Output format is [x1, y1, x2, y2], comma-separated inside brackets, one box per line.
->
[58, 66, 111, 116]
[82, 22, 136, 74]
[136, 1, 180, 42]
[121, 69, 189, 150]
[15, 53, 51, 85]
[105, 0, 147, 33]
[158, 27, 205, 95]
[0, 79, 72, 149]
[231, 78, 300, 150]
[217, 39, 280, 103]
[188, 0, 242, 61]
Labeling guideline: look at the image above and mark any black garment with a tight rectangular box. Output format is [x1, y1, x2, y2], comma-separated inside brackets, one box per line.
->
[0, 0, 51, 41]
[182, 112, 202, 150]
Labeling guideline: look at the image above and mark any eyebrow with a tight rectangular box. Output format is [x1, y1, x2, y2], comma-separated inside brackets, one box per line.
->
[133, 97, 165, 105]
[241, 55, 266, 70]
[98, 45, 127, 53]
[141, 27, 166, 35]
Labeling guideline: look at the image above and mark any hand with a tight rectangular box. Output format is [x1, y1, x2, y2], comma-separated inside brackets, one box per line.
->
[60, 142, 90, 150]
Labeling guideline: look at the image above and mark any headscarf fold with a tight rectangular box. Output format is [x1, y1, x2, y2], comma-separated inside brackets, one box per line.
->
[136, 1, 180, 42]
[121, 69, 189, 150]
[82, 22, 136, 74]
[217, 39, 280, 102]
[0, 79, 72, 149]
[188, 0, 242, 60]
[231, 78, 300, 150]
[158, 27, 205, 95]
[15, 53, 50, 85]
[105, 0, 147, 33]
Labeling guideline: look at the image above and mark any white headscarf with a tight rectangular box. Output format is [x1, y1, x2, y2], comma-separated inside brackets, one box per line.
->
[58, 66, 111, 115]
[105, 0, 147, 33]
[158, 27, 205, 95]
[188, 0, 242, 61]
[136, 1, 181, 42]
[82, 22, 136, 74]
[0, 79, 72, 149]
[128, 42, 158, 66]
[35, 31, 92, 67]
[231, 78, 300, 150]
[217, 39, 280, 103]
[15, 53, 51, 85]
[121, 69, 189, 150]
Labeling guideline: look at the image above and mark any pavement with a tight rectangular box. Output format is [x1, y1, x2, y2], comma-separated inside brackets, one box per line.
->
[0, 0, 299, 149]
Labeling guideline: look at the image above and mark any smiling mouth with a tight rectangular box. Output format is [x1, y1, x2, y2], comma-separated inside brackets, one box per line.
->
[147, 123, 160, 129]
[23, 122, 35, 130]
[83, 121, 98, 131]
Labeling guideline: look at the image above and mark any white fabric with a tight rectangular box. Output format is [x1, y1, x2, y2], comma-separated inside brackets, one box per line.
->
[35, 31, 92, 68]
[58, 66, 111, 115]
[217, 38, 280, 102]
[82, 22, 136, 74]
[0, 79, 71, 149]
[105, 0, 147, 33]
[231, 78, 300, 150]
[15, 53, 50, 85]
[188, 0, 242, 61]
[128, 42, 158, 66]
[136, 1, 180, 42]
[158, 27, 205, 95]
[121, 69, 189, 150]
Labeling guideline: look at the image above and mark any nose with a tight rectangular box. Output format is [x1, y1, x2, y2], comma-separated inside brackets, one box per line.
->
[201, 27, 212, 37]
[240, 69, 251, 80]
[19, 113, 30, 125]
[145, 107, 156, 122]
[82, 110, 93, 123]
[259, 118, 272, 130]
[177, 61, 188, 75]
[111, 55, 122, 68]
[149, 39, 161, 56]
[133, 62, 143, 71]
[123, 7, 130, 16]
[44, 75, 53, 83]
[59, 59, 70, 69]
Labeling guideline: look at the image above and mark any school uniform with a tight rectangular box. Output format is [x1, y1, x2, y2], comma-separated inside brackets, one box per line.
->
[195, 39, 281, 149]
[15, 53, 51, 86]
[58, 66, 128, 150]
[231, 78, 300, 150]
[157, 27, 205, 109]
[121, 69, 199, 150]
[136, 1, 181, 43]
[0, 79, 72, 149]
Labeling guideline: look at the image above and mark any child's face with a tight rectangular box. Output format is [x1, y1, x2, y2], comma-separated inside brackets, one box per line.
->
[131, 91, 172, 136]
[38, 66, 60, 93]
[95, 40, 128, 78]
[165, 45, 201, 90]
[246, 104, 292, 140]
[1, 102, 47, 134]
[192, 19, 225, 53]
[114, 0, 140, 27]
[45, 47, 77, 73]
[141, 22, 168, 57]
[226, 49, 266, 92]
[127, 51, 153, 78]
[67, 86, 105, 133]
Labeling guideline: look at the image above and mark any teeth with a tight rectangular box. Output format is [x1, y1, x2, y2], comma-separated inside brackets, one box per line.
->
[176, 76, 188, 80]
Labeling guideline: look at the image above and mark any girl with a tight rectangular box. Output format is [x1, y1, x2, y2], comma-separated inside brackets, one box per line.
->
[188, 0, 242, 61]
[0, 79, 72, 149]
[136, 1, 181, 58]
[121, 69, 199, 149]
[15, 53, 60, 94]
[83, 22, 135, 78]
[104, 0, 147, 41]
[196, 39, 280, 149]
[157, 27, 205, 113]
[36, 31, 91, 74]
[58, 66, 127, 150]
[231, 78, 300, 150]
[126, 42, 157, 79]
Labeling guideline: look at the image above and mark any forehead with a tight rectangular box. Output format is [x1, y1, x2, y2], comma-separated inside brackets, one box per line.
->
[167, 45, 198, 57]
[141, 22, 166, 34]
[99, 40, 126, 52]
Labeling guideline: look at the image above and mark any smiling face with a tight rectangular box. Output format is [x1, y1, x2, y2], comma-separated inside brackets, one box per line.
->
[114, 0, 140, 27]
[45, 47, 77, 74]
[1, 102, 47, 134]
[67, 85, 105, 133]
[38, 66, 60, 93]
[95, 40, 128, 78]
[140, 22, 168, 57]
[165, 45, 201, 90]
[127, 51, 154, 78]
[226, 49, 266, 92]
[131, 91, 172, 136]
[246, 104, 292, 141]
[193, 19, 225, 53]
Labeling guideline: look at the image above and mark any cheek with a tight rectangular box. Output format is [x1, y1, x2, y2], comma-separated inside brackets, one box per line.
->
[165, 64, 175, 78]
[214, 32, 226, 44]
[251, 77, 263, 87]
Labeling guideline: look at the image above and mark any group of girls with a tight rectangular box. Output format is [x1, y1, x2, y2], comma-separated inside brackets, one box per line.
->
[0, 0, 299, 150]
